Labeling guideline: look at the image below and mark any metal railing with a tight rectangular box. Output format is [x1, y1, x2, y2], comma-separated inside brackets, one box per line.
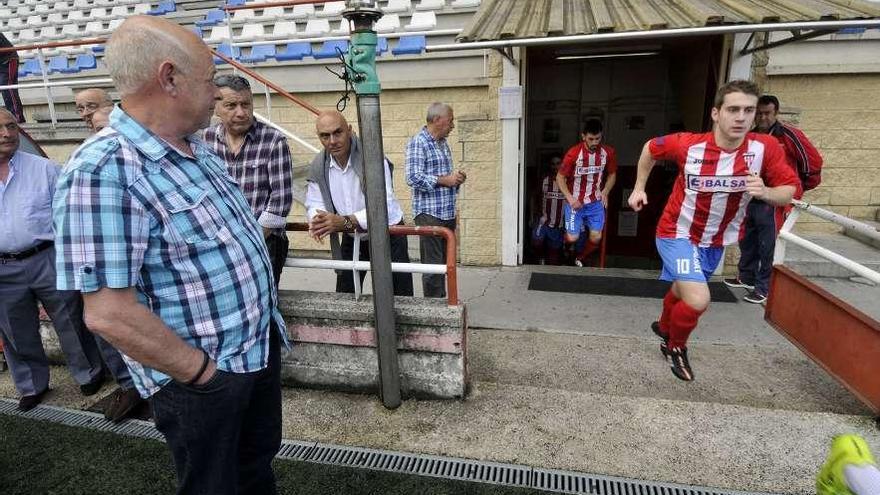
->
[285, 222, 460, 306]
[773, 199, 880, 284]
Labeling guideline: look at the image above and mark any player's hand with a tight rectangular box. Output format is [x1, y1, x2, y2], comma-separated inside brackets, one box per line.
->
[746, 173, 766, 199]
[601, 195, 609, 209]
[628, 190, 648, 211]
[568, 199, 583, 210]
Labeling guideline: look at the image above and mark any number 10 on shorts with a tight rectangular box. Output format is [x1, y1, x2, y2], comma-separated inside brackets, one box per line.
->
[676, 258, 691, 275]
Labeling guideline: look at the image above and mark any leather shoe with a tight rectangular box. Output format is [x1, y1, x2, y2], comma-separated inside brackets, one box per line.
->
[80, 371, 106, 396]
[104, 387, 144, 423]
[18, 388, 49, 412]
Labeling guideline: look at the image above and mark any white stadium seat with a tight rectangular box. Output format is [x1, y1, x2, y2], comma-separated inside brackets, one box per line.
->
[16, 28, 37, 43]
[6, 17, 25, 30]
[67, 10, 85, 23]
[108, 18, 124, 31]
[374, 14, 400, 33]
[47, 13, 66, 25]
[416, 0, 445, 10]
[256, 6, 284, 21]
[61, 23, 83, 37]
[405, 11, 436, 30]
[26, 14, 46, 28]
[231, 9, 255, 23]
[207, 25, 232, 44]
[238, 23, 264, 41]
[34, 3, 51, 14]
[0, 8, 12, 19]
[267, 20, 296, 40]
[289, 4, 314, 19]
[40, 26, 63, 40]
[133, 3, 151, 15]
[85, 20, 109, 36]
[73, 0, 91, 8]
[451, 0, 481, 7]
[52, 1, 71, 13]
[110, 6, 129, 18]
[16, 5, 31, 17]
[317, 1, 345, 17]
[302, 18, 330, 37]
[383, 0, 411, 13]
[88, 8, 113, 20]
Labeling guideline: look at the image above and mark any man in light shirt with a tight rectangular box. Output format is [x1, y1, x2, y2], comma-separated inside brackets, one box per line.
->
[305, 110, 413, 296]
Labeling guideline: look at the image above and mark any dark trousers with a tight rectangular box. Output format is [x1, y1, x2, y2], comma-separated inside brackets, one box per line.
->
[150, 329, 282, 495]
[337, 227, 414, 296]
[265, 232, 289, 287]
[738, 200, 777, 296]
[414, 213, 456, 298]
[0, 58, 24, 123]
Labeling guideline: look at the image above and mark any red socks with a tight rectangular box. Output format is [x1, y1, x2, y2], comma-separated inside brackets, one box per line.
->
[659, 290, 679, 335]
[667, 300, 705, 349]
[578, 240, 599, 260]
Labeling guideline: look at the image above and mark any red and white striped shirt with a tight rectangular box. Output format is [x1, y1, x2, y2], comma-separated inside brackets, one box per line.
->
[539, 175, 566, 228]
[650, 132, 799, 248]
[559, 143, 617, 204]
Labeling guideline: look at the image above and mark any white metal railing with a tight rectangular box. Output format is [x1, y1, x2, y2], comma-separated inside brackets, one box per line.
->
[773, 199, 880, 284]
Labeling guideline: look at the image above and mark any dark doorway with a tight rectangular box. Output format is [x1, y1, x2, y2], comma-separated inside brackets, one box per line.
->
[523, 37, 725, 268]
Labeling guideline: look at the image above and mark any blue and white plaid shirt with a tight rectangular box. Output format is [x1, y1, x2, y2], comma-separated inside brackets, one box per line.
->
[405, 126, 457, 220]
[53, 106, 288, 398]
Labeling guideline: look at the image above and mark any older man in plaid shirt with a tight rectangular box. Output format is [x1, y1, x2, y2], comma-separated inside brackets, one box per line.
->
[204, 74, 293, 285]
[405, 102, 466, 298]
[53, 17, 288, 494]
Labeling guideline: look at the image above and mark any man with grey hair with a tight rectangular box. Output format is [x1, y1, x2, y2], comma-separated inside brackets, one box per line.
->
[405, 102, 465, 298]
[53, 16, 288, 494]
[74, 88, 114, 132]
[204, 74, 293, 286]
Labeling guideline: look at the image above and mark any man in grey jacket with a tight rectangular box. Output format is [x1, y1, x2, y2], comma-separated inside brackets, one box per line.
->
[305, 111, 413, 296]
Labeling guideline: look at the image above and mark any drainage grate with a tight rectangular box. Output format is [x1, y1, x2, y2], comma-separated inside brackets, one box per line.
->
[0, 399, 776, 495]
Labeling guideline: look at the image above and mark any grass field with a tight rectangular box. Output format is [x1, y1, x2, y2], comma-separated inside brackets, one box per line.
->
[0, 414, 553, 495]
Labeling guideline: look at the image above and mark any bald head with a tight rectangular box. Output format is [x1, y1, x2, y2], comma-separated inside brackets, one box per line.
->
[315, 110, 353, 166]
[105, 15, 209, 96]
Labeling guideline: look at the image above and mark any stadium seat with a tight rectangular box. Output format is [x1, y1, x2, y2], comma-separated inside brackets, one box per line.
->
[40, 26, 63, 40]
[16, 6, 31, 18]
[392, 34, 426, 55]
[196, 9, 225, 27]
[148, 1, 176, 15]
[89, 8, 113, 20]
[6, 17, 25, 30]
[317, 1, 345, 17]
[108, 18, 124, 31]
[231, 8, 254, 23]
[451, 0, 480, 7]
[72, 0, 91, 8]
[416, 0, 445, 10]
[61, 23, 83, 38]
[302, 18, 330, 37]
[289, 4, 314, 19]
[21, 58, 42, 77]
[92, 44, 105, 54]
[67, 10, 84, 23]
[47, 55, 70, 73]
[110, 6, 129, 18]
[240, 44, 275, 63]
[34, 3, 50, 14]
[16, 28, 37, 44]
[46, 12, 64, 24]
[374, 14, 400, 33]
[275, 41, 311, 61]
[133, 3, 151, 15]
[267, 21, 296, 40]
[383, 0, 411, 13]
[313, 39, 348, 59]
[376, 36, 388, 55]
[0, 8, 12, 19]
[74, 53, 97, 71]
[207, 25, 233, 44]
[25, 14, 45, 28]
[52, 1, 71, 13]
[256, 6, 284, 21]
[332, 20, 350, 35]
[238, 23, 264, 41]
[213, 43, 240, 64]
[85, 21, 109, 36]
[405, 11, 436, 30]
[226, 0, 245, 6]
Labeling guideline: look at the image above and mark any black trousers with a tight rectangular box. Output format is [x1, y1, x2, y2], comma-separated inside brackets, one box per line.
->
[738, 200, 777, 296]
[150, 329, 282, 495]
[414, 213, 456, 298]
[337, 227, 414, 296]
[265, 232, 289, 287]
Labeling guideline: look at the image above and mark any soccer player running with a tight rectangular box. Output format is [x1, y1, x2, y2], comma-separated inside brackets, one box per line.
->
[557, 119, 617, 267]
[531, 155, 566, 265]
[628, 80, 801, 381]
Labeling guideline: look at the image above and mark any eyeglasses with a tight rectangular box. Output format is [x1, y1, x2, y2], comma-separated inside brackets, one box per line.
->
[75, 102, 102, 114]
[214, 74, 251, 91]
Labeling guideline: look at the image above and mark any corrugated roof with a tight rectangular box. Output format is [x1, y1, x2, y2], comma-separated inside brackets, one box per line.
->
[458, 0, 880, 42]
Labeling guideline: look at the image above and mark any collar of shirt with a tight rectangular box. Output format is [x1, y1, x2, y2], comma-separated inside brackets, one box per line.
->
[420, 126, 446, 146]
[212, 121, 260, 150]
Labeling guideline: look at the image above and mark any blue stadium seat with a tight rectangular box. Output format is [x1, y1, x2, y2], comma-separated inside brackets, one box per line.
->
[213, 43, 240, 64]
[240, 44, 275, 63]
[196, 9, 224, 27]
[313, 40, 349, 59]
[48, 56, 70, 74]
[392, 35, 426, 55]
[377, 37, 388, 55]
[92, 45, 105, 54]
[148, 1, 176, 15]
[837, 27, 866, 35]
[74, 54, 97, 71]
[275, 42, 312, 61]
[22, 58, 42, 77]
[226, 0, 245, 6]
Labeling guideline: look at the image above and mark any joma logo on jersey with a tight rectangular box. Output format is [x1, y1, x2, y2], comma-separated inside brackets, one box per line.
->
[575, 165, 603, 175]
[544, 191, 565, 200]
[686, 174, 749, 193]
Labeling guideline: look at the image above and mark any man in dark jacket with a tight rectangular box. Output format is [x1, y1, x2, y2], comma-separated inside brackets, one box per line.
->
[0, 34, 24, 123]
[305, 110, 413, 296]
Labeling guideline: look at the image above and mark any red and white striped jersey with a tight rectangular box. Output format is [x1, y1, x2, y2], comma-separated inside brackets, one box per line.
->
[559, 143, 617, 204]
[539, 175, 566, 228]
[650, 132, 800, 248]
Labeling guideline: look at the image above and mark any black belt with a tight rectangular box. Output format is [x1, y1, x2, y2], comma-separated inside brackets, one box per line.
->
[0, 241, 53, 261]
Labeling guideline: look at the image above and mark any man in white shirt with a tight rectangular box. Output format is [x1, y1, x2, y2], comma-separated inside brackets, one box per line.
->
[305, 111, 413, 296]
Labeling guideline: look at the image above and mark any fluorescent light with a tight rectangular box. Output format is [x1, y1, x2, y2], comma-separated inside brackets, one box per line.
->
[556, 51, 659, 61]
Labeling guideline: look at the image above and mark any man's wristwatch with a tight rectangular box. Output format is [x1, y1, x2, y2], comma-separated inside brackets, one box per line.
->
[341, 215, 353, 231]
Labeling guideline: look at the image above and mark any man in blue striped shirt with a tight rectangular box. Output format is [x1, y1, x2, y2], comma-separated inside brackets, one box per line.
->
[53, 16, 288, 495]
[405, 102, 466, 298]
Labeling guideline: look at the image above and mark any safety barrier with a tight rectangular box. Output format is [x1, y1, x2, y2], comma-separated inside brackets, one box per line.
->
[285, 222, 459, 306]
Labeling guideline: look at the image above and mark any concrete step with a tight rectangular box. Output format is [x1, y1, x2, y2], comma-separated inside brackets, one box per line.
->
[842, 218, 880, 250]
[784, 231, 880, 278]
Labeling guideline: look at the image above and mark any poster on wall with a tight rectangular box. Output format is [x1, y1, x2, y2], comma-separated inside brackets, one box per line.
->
[618, 211, 638, 237]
